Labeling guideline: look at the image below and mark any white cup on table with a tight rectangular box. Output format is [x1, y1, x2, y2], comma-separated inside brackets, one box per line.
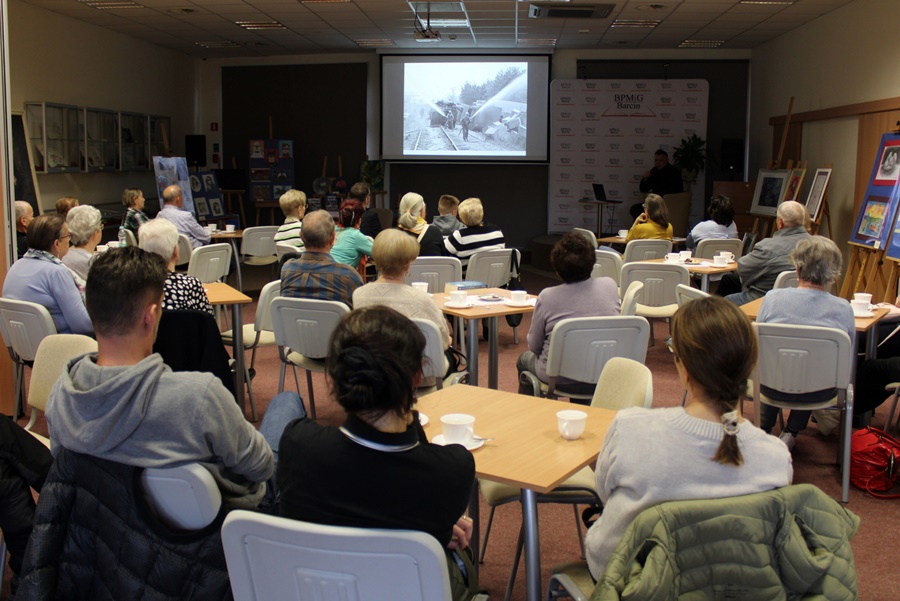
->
[713, 255, 729, 267]
[208, 223, 217, 232]
[441, 414, 475, 444]
[449, 290, 467, 305]
[617, 229, 629, 238]
[851, 299, 870, 315]
[510, 290, 527, 304]
[717, 251, 734, 262]
[557, 410, 588, 441]
[412, 281, 430, 293]
[853, 292, 872, 305]
[225, 224, 236, 233]
[666, 253, 682, 263]
[680, 250, 692, 262]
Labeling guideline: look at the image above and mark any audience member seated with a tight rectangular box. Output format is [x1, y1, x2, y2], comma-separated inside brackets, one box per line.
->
[397, 192, 445, 257]
[685, 194, 737, 249]
[62, 204, 103, 280]
[756, 236, 854, 450]
[353, 229, 451, 373]
[625, 193, 673, 242]
[55, 196, 79, 218]
[139, 218, 214, 316]
[630, 148, 684, 219]
[331, 198, 373, 269]
[121, 187, 149, 238]
[277, 306, 479, 601]
[157, 184, 210, 249]
[14, 201, 33, 259]
[281, 209, 363, 307]
[2, 214, 92, 335]
[45, 247, 275, 509]
[432, 194, 464, 236]
[584, 296, 792, 580]
[354, 182, 383, 239]
[274, 188, 306, 248]
[444, 197, 505, 272]
[0, 415, 52, 596]
[517, 232, 620, 398]
[717, 200, 810, 305]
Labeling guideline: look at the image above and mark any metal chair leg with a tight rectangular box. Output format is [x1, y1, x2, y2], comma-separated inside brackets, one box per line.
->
[479, 505, 498, 564]
[305, 370, 317, 420]
[572, 505, 585, 559]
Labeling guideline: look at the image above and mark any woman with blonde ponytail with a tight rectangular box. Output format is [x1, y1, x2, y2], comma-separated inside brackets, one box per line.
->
[396, 192, 445, 256]
[583, 296, 793, 581]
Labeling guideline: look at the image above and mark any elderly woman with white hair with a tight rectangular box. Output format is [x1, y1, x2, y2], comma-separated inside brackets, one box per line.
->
[756, 235, 854, 451]
[138, 219, 213, 316]
[62, 205, 103, 280]
[443, 197, 505, 272]
[396, 192, 444, 256]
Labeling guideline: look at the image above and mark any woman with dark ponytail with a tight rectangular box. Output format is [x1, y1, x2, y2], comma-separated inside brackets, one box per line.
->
[583, 296, 793, 581]
[330, 198, 373, 269]
[277, 306, 481, 600]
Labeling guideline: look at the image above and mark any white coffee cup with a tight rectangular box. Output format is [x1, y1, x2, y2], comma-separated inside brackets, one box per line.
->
[412, 282, 430, 293]
[225, 224, 236, 233]
[713, 255, 729, 267]
[680, 250, 692, 262]
[617, 229, 629, 238]
[449, 290, 467, 305]
[851, 299, 870, 315]
[510, 290, 527, 304]
[853, 292, 872, 305]
[208, 223, 218, 232]
[717, 251, 734, 262]
[557, 410, 588, 441]
[666, 253, 682, 262]
[96, 245, 109, 253]
[441, 413, 475, 445]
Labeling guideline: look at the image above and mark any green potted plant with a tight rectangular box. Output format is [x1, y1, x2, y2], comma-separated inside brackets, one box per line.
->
[672, 134, 707, 184]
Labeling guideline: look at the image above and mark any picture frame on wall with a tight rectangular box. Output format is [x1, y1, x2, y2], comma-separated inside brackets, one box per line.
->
[749, 169, 789, 216]
[782, 168, 806, 203]
[804, 168, 832, 222]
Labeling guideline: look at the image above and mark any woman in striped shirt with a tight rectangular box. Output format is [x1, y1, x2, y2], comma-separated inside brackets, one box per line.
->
[443, 197, 505, 272]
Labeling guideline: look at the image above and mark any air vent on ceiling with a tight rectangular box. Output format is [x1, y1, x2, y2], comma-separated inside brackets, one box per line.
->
[528, 3, 615, 19]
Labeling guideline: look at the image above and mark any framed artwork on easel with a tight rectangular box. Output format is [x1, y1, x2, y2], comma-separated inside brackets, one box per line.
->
[850, 132, 900, 249]
[749, 169, 789, 216]
[782, 168, 806, 203]
[804, 168, 832, 222]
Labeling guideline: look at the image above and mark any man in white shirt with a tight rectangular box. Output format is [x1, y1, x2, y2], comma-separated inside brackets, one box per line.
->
[157, 185, 210, 249]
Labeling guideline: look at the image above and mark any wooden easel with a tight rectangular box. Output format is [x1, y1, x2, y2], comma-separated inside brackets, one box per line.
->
[750, 98, 795, 242]
[883, 258, 900, 303]
[839, 242, 886, 300]
[808, 163, 834, 237]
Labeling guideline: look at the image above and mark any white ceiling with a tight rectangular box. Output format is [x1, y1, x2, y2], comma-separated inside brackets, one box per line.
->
[19, 0, 855, 58]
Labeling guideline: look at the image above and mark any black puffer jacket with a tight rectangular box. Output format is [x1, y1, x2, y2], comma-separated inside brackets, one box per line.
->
[17, 449, 233, 601]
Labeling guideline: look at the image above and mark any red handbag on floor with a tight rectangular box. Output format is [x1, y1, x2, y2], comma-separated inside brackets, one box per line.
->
[850, 426, 900, 498]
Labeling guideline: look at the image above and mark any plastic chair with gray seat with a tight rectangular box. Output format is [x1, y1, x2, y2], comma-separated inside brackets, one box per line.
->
[773, 270, 800, 289]
[275, 242, 301, 262]
[122, 228, 138, 247]
[240, 226, 279, 280]
[24, 334, 98, 445]
[481, 357, 653, 600]
[404, 256, 463, 293]
[619, 262, 690, 344]
[269, 297, 350, 420]
[188, 242, 233, 284]
[619, 281, 643, 316]
[752, 322, 854, 503]
[573, 227, 598, 249]
[675, 283, 711, 306]
[0, 299, 58, 420]
[221, 510, 453, 601]
[412, 319, 467, 396]
[175, 234, 192, 268]
[141, 463, 222, 530]
[465, 248, 521, 342]
[592, 250, 622, 286]
[694, 237, 743, 261]
[621, 239, 672, 264]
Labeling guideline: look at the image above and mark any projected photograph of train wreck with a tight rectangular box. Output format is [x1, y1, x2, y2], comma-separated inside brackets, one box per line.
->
[403, 62, 528, 157]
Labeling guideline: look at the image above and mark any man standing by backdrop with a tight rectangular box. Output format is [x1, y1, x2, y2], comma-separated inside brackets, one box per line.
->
[630, 149, 684, 219]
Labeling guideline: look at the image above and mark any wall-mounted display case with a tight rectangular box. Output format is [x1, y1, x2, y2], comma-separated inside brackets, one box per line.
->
[25, 102, 82, 173]
[119, 112, 150, 171]
[150, 115, 171, 158]
[83, 108, 119, 172]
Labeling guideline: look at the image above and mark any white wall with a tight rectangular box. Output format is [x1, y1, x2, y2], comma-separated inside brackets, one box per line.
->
[749, 0, 900, 248]
[8, 0, 197, 210]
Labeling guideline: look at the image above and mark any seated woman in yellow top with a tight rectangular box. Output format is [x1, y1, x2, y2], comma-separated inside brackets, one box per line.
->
[625, 193, 673, 241]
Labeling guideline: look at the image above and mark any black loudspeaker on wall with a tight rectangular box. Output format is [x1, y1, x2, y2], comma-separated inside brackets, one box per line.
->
[185, 135, 207, 167]
[720, 139, 744, 180]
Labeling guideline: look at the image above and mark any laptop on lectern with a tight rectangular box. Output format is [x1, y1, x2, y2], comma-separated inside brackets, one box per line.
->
[592, 183, 623, 204]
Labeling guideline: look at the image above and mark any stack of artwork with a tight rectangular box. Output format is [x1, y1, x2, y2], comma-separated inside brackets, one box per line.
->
[189, 171, 225, 220]
[853, 133, 900, 254]
[749, 165, 831, 222]
[248, 139, 295, 202]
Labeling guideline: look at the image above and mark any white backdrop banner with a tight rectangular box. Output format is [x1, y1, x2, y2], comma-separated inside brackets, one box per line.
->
[548, 79, 709, 235]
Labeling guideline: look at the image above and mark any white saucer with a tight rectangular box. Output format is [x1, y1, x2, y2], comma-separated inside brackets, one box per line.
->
[503, 299, 532, 307]
[419, 413, 429, 426]
[853, 310, 875, 318]
[664, 259, 687, 264]
[431, 434, 485, 451]
[444, 301, 475, 309]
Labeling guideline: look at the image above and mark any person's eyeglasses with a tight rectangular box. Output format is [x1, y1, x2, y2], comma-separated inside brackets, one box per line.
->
[665, 336, 678, 361]
[58, 234, 71, 241]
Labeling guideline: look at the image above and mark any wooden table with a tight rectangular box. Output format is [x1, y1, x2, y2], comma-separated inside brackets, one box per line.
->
[740, 296, 890, 359]
[418, 385, 616, 601]
[434, 287, 535, 389]
[640, 257, 738, 292]
[204, 282, 253, 415]
[597, 235, 687, 248]
[210, 229, 244, 291]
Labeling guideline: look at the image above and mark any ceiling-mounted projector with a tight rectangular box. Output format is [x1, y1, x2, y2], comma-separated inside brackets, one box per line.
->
[414, 29, 442, 42]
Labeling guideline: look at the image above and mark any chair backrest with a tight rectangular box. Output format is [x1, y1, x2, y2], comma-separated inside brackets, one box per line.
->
[275, 242, 301, 260]
[404, 256, 463, 293]
[413, 319, 446, 388]
[28, 334, 97, 414]
[141, 463, 222, 530]
[754, 323, 852, 395]
[773, 270, 800, 289]
[0, 298, 58, 363]
[123, 228, 138, 247]
[465, 248, 518, 287]
[176, 234, 192, 266]
[593, 250, 623, 285]
[240, 226, 279, 258]
[663, 191, 692, 237]
[620, 281, 644, 316]
[573, 227, 598, 249]
[254, 280, 281, 333]
[270, 297, 350, 360]
[545, 316, 651, 384]
[221, 510, 452, 601]
[694, 237, 743, 260]
[188, 243, 233, 283]
[675, 283, 711, 306]
[741, 232, 757, 256]
[620, 263, 690, 307]
[591, 357, 653, 410]
[153, 310, 236, 397]
[622, 239, 672, 263]
[374, 207, 395, 231]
